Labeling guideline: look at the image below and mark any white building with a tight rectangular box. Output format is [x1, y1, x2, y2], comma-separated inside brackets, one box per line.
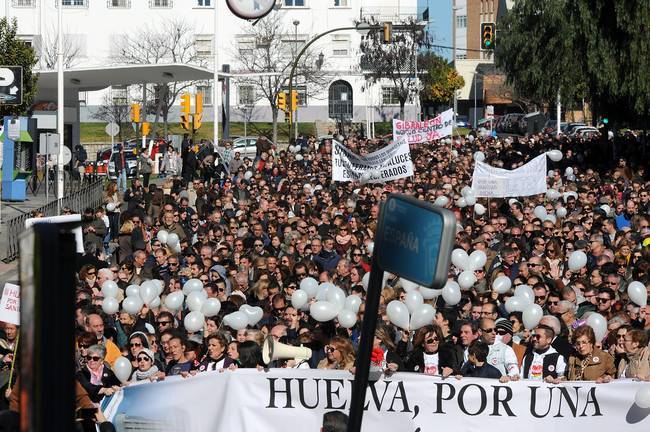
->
[3, 0, 419, 131]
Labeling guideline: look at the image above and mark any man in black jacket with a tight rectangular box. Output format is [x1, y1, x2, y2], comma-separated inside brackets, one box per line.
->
[521, 325, 567, 382]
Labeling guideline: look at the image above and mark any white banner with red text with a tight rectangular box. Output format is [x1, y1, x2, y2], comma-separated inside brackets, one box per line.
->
[101, 369, 649, 432]
[471, 153, 548, 197]
[331, 139, 414, 183]
[392, 109, 454, 144]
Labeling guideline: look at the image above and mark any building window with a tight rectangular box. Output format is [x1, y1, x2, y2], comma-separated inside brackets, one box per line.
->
[238, 85, 256, 106]
[196, 84, 213, 106]
[333, 0, 348, 6]
[455, 53, 467, 60]
[61, 0, 88, 6]
[237, 38, 255, 56]
[284, 0, 305, 6]
[381, 87, 400, 105]
[12, 0, 36, 7]
[79, 91, 87, 106]
[456, 15, 467, 28]
[149, 0, 172, 8]
[197, 0, 211, 6]
[331, 34, 350, 56]
[111, 86, 128, 106]
[281, 37, 306, 57]
[195, 35, 213, 57]
[18, 35, 33, 47]
[108, 0, 131, 8]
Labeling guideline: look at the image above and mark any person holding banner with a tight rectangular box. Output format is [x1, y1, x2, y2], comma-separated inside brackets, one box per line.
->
[566, 325, 616, 382]
[75, 345, 122, 403]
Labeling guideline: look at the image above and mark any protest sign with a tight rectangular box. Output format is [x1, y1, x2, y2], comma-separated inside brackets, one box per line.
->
[332, 139, 413, 183]
[392, 109, 454, 144]
[0, 283, 20, 325]
[101, 370, 649, 432]
[25, 214, 84, 254]
[471, 153, 548, 198]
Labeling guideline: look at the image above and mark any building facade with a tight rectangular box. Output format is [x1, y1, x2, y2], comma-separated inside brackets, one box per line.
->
[3, 0, 420, 126]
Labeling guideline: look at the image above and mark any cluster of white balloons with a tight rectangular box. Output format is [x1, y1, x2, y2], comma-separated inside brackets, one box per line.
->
[291, 278, 360, 328]
[100, 279, 164, 316]
[288, 144, 302, 153]
[433, 195, 449, 207]
[156, 230, 182, 254]
[450, 248, 487, 290]
[387, 279, 440, 330]
[504, 285, 544, 329]
[222, 304, 264, 330]
[179, 278, 222, 332]
[455, 187, 485, 215]
[533, 206, 557, 224]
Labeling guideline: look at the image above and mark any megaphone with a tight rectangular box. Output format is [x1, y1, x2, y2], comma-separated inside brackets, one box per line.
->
[262, 336, 312, 366]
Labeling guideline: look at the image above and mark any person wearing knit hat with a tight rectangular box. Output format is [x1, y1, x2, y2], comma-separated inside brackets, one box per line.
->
[130, 348, 160, 382]
[495, 318, 526, 367]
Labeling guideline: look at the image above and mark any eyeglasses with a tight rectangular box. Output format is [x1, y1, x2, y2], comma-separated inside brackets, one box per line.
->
[85, 355, 102, 362]
[326, 346, 338, 354]
[78, 344, 90, 349]
[169, 262, 179, 266]
[87, 271, 96, 276]
[496, 329, 509, 336]
[597, 297, 611, 303]
[425, 337, 439, 344]
[157, 321, 172, 326]
[605, 281, 618, 286]
[548, 301, 559, 306]
[255, 243, 264, 247]
[352, 253, 362, 256]
[129, 342, 142, 347]
[137, 356, 152, 362]
[616, 333, 626, 339]
[574, 340, 591, 346]
[509, 320, 518, 326]
[534, 296, 546, 301]
[480, 327, 495, 333]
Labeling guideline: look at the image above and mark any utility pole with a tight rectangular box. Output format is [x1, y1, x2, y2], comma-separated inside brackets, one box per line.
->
[293, 20, 300, 141]
[213, 1, 219, 149]
[56, 0, 64, 211]
[556, 87, 561, 137]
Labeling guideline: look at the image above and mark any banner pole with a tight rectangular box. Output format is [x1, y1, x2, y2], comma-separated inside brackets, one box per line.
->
[7, 333, 19, 389]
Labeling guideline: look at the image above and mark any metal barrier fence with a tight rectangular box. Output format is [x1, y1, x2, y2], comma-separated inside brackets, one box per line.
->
[3, 179, 104, 262]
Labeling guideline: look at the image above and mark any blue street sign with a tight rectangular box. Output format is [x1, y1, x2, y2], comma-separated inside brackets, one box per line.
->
[375, 194, 456, 288]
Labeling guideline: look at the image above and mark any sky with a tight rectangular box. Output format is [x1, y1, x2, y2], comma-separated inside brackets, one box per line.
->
[418, 0, 453, 61]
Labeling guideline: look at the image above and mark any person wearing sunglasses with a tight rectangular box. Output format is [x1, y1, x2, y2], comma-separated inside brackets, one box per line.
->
[521, 324, 567, 383]
[130, 348, 160, 382]
[126, 332, 150, 369]
[404, 324, 459, 377]
[75, 344, 122, 403]
[565, 325, 616, 382]
[478, 318, 520, 379]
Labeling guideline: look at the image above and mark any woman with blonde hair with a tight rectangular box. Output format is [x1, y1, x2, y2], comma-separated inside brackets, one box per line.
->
[318, 336, 355, 371]
[117, 220, 134, 263]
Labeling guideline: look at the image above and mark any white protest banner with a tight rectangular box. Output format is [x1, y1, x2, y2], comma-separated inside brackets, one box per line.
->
[332, 139, 413, 183]
[392, 109, 454, 144]
[471, 153, 548, 198]
[0, 283, 19, 325]
[25, 213, 84, 254]
[101, 370, 649, 432]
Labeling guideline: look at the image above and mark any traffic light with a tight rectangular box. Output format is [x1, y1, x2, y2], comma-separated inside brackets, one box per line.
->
[481, 22, 495, 50]
[180, 114, 191, 131]
[130, 103, 140, 123]
[141, 122, 150, 136]
[290, 90, 298, 112]
[277, 92, 287, 111]
[383, 22, 392, 43]
[195, 92, 203, 115]
[180, 93, 191, 115]
[193, 113, 203, 131]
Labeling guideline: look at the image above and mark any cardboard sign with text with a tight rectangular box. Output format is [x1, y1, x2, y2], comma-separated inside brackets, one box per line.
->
[0, 283, 20, 325]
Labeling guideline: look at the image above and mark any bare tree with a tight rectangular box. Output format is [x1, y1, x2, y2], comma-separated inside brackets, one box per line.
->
[359, 18, 426, 120]
[38, 27, 83, 69]
[111, 18, 207, 136]
[91, 94, 131, 142]
[233, 13, 328, 143]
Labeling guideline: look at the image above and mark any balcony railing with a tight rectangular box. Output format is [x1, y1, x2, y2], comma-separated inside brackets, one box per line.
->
[359, 6, 419, 23]
[58, 0, 89, 7]
[107, 0, 131, 8]
[12, 0, 36, 7]
[149, 0, 173, 8]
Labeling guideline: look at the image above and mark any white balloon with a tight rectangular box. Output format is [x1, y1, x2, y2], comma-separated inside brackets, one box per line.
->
[102, 297, 120, 315]
[404, 290, 424, 313]
[468, 250, 487, 271]
[419, 287, 441, 300]
[544, 214, 557, 224]
[464, 194, 477, 206]
[172, 243, 182, 254]
[106, 202, 116, 212]
[451, 150, 459, 157]
[167, 233, 179, 247]
[344, 295, 362, 313]
[184, 311, 205, 333]
[451, 248, 470, 270]
[316, 283, 335, 301]
[442, 281, 461, 306]
[522, 303, 544, 329]
[125, 284, 140, 298]
[514, 285, 534, 304]
[183, 278, 204, 295]
[492, 276, 512, 294]
[533, 206, 547, 220]
[546, 189, 560, 200]
[456, 197, 468, 208]
[149, 297, 161, 308]
[586, 313, 607, 342]
[386, 300, 410, 330]
[164, 291, 184, 311]
[186, 291, 206, 312]
[223, 311, 249, 330]
[461, 186, 473, 197]
[139, 282, 158, 306]
[504, 296, 524, 313]
[565, 167, 574, 176]
[326, 286, 347, 311]
[556, 207, 568, 218]
[151, 279, 164, 296]
[201, 298, 222, 317]
[122, 296, 143, 315]
[291, 289, 309, 309]
[474, 203, 486, 215]
[360, 171, 372, 184]
[473, 151, 485, 162]
[467, 135, 475, 143]
[101, 281, 119, 299]
[567, 174, 575, 181]
[112, 356, 132, 384]
[295, 154, 304, 161]
[568, 250, 588, 271]
[548, 170, 555, 177]
[410, 304, 436, 330]
[310, 301, 339, 322]
[627, 281, 648, 307]
[157, 230, 169, 244]
[337, 309, 357, 329]
[434, 196, 449, 207]
[634, 386, 650, 409]
[400, 279, 420, 292]
[361, 272, 370, 291]
[300, 277, 319, 298]
[546, 150, 563, 162]
[240, 304, 264, 326]
[244, 171, 253, 180]
[457, 270, 477, 290]
[563, 191, 578, 202]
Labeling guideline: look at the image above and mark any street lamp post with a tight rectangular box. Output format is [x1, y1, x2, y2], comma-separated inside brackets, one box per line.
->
[213, 0, 219, 148]
[293, 20, 300, 141]
[57, 0, 64, 211]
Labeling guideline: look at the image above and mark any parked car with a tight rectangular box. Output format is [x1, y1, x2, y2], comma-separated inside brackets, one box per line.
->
[564, 122, 587, 135]
[455, 115, 472, 129]
[570, 126, 599, 138]
[94, 141, 139, 179]
[543, 120, 567, 134]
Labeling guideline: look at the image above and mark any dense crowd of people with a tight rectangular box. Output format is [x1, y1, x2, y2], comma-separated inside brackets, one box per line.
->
[2, 127, 650, 429]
